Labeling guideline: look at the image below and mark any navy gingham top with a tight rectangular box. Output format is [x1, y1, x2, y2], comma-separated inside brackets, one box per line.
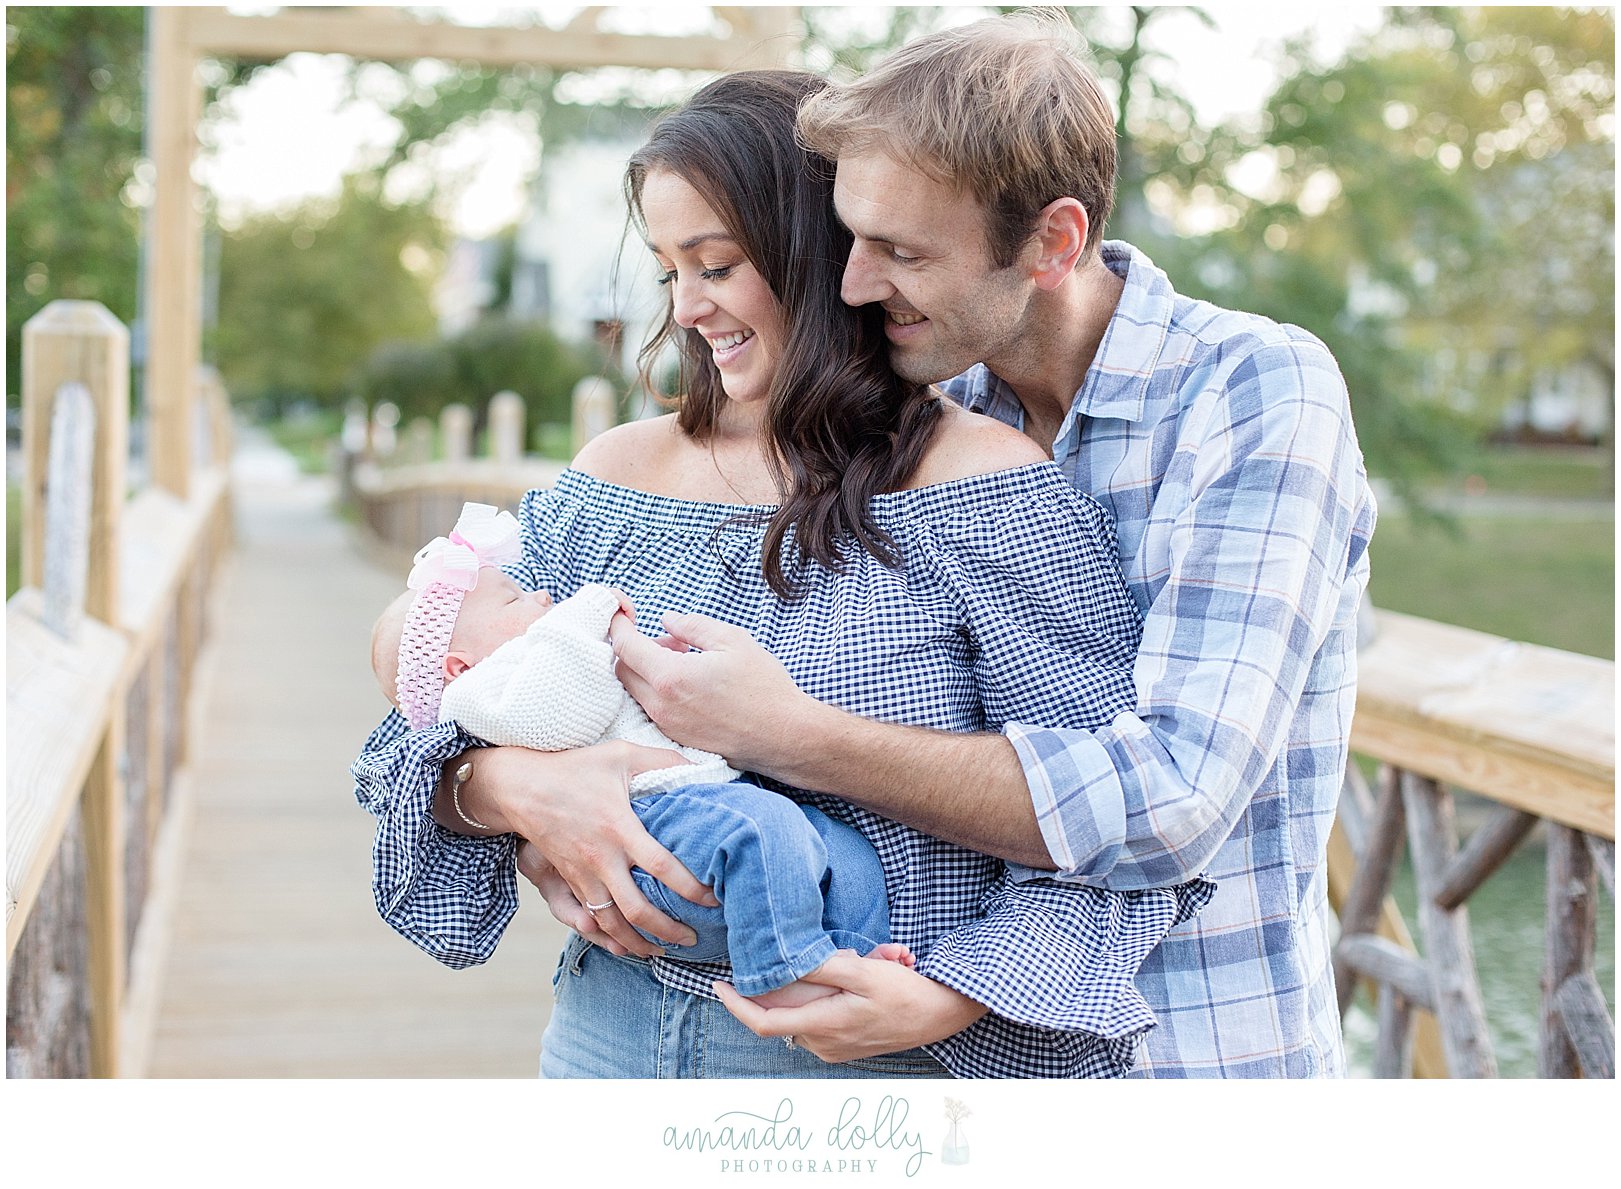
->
[352, 463, 1213, 1078]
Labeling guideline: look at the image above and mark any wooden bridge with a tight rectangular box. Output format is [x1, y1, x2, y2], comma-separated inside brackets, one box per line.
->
[6, 302, 1615, 1079]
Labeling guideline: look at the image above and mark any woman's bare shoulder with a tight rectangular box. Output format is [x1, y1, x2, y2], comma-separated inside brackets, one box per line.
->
[569, 415, 684, 486]
[904, 397, 1049, 488]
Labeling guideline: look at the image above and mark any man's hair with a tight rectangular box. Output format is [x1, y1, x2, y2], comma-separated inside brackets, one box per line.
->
[798, 10, 1117, 267]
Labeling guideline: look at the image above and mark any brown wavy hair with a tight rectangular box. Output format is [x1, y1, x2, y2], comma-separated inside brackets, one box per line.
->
[624, 71, 942, 598]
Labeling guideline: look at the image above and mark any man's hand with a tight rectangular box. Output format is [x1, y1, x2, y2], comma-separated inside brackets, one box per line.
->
[612, 611, 819, 770]
[462, 742, 719, 957]
[712, 951, 988, 1064]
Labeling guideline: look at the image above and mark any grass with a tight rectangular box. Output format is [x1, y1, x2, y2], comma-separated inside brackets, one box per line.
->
[265, 408, 342, 474]
[1431, 444, 1613, 501]
[1366, 510, 1614, 659]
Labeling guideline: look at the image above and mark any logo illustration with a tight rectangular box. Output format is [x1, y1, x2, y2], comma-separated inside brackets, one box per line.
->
[941, 1097, 971, 1165]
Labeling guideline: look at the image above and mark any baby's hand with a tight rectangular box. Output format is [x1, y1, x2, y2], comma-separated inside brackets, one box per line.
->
[608, 587, 636, 620]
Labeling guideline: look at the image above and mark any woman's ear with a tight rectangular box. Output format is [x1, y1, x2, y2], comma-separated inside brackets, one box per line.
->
[1028, 197, 1089, 291]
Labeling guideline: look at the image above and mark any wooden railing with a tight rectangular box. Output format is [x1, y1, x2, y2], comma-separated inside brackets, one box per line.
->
[1332, 612, 1614, 1078]
[6, 301, 233, 1077]
[346, 406, 1616, 1080]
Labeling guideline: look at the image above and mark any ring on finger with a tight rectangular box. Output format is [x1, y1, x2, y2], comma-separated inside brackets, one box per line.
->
[585, 897, 615, 913]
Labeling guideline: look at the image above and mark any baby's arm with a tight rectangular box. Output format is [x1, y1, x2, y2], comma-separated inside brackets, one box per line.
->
[440, 585, 633, 751]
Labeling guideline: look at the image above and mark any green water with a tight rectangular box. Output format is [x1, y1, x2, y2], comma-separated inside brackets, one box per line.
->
[1342, 828, 1616, 1078]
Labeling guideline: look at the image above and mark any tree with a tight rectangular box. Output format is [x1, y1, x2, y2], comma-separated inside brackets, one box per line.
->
[1140, 6, 1614, 492]
[6, 7, 146, 398]
[212, 176, 443, 413]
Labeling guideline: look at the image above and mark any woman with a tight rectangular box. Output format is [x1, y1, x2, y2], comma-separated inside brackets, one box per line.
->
[353, 71, 1209, 1078]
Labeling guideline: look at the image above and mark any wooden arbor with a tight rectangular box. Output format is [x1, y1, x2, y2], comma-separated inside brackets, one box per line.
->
[143, 5, 800, 498]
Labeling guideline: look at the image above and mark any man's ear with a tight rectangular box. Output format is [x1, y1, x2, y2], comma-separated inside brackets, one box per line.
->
[444, 652, 473, 682]
[1028, 197, 1089, 291]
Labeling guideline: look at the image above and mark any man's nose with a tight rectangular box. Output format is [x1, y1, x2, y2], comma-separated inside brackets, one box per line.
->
[840, 243, 890, 308]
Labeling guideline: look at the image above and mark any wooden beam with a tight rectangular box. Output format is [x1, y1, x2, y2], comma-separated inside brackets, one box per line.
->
[20, 302, 130, 622]
[1542, 825, 1599, 1077]
[1334, 765, 1406, 1014]
[1337, 932, 1436, 1011]
[179, 7, 797, 72]
[1353, 611, 1613, 839]
[1372, 986, 1414, 1079]
[146, 8, 204, 500]
[81, 719, 127, 1076]
[1325, 809, 1448, 1076]
[1404, 773, 1497, 1077]
[1586, 834, 1615, 896]
[1554, 972, 1615, 1080]
[1434, 805, 1539, 910]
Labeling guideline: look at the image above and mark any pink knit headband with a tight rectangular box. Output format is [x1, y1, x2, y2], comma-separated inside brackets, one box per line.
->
[396, 501, 521, 730]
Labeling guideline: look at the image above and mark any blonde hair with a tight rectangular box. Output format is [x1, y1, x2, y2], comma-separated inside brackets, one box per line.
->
[798, 10, 1117, 267]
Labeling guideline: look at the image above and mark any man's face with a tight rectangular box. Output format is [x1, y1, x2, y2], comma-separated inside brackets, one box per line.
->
[834, 148, 1033, 384]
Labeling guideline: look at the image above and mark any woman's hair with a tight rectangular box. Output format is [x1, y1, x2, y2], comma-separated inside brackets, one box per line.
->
[624, 70, 941, 598]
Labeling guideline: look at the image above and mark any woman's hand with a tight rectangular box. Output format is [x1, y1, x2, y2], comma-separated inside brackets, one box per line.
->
[712, 951, 988, 1063]
[463, 742, 719, 957]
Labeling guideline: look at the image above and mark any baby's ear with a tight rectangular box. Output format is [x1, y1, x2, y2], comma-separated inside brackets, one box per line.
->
[444, 652, 474, 682]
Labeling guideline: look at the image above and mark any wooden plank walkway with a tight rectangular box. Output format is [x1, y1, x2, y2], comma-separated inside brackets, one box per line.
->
[145, 430, 567, 1077]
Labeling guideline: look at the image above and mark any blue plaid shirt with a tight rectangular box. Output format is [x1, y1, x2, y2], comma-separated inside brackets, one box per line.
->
[942, 241, 1376, 1076]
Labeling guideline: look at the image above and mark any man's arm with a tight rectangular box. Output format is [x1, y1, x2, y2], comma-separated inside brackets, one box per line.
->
[614, 620, 1052, 866]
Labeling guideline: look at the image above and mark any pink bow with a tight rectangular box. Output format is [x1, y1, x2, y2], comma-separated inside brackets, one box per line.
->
[407, 502, 522, 591]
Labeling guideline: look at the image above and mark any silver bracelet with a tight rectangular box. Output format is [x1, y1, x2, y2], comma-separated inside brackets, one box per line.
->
[449, 759, 492, 832]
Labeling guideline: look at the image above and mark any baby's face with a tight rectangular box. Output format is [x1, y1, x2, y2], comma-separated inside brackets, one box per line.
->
[449, 571, 554, 666]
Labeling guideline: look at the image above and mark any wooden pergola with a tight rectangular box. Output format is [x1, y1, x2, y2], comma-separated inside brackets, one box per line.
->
[143, 5, 800, 497]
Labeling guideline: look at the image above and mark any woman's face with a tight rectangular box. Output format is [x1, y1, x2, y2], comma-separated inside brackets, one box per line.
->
[639, 168, 785, 409]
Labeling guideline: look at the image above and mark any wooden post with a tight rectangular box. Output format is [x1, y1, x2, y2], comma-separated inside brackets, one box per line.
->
[371, 401, 399, 460]
[571, 376, 616, 454]
[145, 8, 204, 499]
[1434, 806, 1538, 910]
[440, 404, 472, 463]
[1334, 765, 1406, 1014]
[1372, 986, 1414, 1079]
[80, 717, 127, 1076]
[41, 384, 95, 641]
[1541, 825, 1598, 1077]
[21, 301, 130, 624]
[488, 391, 525, 464]
[404, 417, 434, 465]
[1404, 772, 1497, 1077]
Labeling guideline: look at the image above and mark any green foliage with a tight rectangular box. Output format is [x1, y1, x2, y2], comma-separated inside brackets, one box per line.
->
[1138, 6, 1615, 496]
[1368, 509, 1614, 659]
[211, 177, 443, 413]
[5, 7, 145, 399]
[351, 316, 597, 432]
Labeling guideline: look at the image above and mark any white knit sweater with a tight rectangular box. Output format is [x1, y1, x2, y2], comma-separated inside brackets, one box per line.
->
[438, 583, 740, 797]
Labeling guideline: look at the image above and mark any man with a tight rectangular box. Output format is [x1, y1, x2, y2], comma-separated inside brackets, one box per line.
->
[612, 12, 1376, 1077]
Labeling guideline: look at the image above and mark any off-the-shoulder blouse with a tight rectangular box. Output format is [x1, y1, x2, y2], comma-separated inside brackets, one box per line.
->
[352, 463, 1212, 1078]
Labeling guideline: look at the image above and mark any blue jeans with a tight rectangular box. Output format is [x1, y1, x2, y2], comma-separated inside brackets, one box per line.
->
[627, 781, 890, 996]
[540, 931, 951, 1078]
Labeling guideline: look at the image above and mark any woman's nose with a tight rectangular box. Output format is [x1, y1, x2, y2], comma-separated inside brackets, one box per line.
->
[670, 276, 714, 328]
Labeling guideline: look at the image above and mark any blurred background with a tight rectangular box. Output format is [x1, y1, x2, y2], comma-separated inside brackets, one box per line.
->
[6, 5, 1613, 1080]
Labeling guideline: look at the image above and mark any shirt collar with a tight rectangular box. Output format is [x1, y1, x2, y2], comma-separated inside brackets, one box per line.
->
[952, 240, 1173, 437]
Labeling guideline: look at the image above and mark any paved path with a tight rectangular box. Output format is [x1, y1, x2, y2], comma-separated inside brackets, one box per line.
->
[146, 430, 567, 1077]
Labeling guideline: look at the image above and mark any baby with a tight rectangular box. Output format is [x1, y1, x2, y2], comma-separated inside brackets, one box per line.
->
[370, 501, 913, 1005]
